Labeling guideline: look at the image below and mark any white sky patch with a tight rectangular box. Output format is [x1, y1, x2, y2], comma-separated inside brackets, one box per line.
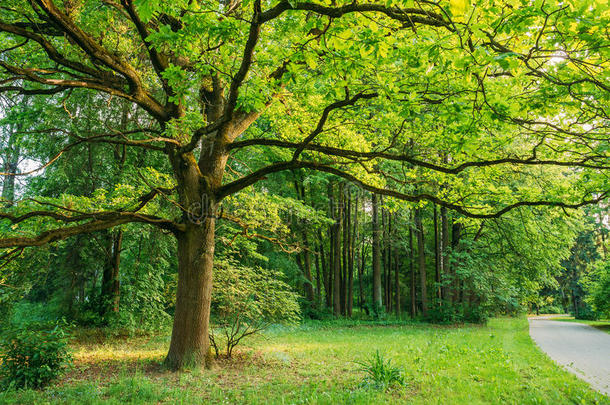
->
[548, 50, 568, 65]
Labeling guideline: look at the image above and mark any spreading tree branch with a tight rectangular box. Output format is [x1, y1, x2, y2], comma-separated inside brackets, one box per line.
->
[229, 139, 610, 172]
[216, 160, 607, 219]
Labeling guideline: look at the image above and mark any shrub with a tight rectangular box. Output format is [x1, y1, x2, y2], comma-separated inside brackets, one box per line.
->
[426, 301, 463, 324]
[588, 262, 610, 318]
[5, 301, 62, 330]
[209, 259, 300, 358]
[462, 304, 489, 323]
[0, 322, 72, 389]
[575, 305, 599, 321]
[426, 301, 488, 324]
[301, 304, 334, 321]
[356, 350, 405, 391]
[539, 305, 563, 315]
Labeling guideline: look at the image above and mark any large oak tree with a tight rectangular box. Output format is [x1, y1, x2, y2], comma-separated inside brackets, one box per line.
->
[0, 0, 608, 369]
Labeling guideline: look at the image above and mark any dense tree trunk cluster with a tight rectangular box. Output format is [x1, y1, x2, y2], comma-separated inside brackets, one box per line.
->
[290, 180, 485, 318]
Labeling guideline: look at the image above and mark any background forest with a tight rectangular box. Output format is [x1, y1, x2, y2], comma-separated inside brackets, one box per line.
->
[1, 91, 608, 332]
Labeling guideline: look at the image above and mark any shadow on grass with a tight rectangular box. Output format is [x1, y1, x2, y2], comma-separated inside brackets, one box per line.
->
[592, 324, 610, 333]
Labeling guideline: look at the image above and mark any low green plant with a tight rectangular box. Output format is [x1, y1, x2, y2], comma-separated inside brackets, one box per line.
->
[209, 258, 300, 358]
[538, 305, 563, 314]
[0, 322, 72, 389]
[427, 300, 489, 324]
[105, 375, 164, 403]
[356, 350, 405, 391]
[574, 304, 599, 321]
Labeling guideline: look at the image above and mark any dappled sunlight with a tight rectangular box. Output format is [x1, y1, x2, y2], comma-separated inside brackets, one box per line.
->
[73, 347, 166, 364]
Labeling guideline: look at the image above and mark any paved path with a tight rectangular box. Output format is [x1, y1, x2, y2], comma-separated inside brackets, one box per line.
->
[529, 316, 610, 396]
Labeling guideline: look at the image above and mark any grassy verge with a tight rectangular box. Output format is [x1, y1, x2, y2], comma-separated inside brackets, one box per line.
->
[548, 316, 610, 334]
[0, 317, 607, 404]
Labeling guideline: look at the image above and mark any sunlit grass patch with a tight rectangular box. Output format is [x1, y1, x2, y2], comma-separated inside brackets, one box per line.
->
[0, 317, 607, 404]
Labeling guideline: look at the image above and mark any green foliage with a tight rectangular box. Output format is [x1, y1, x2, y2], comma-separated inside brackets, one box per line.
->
[587, 261, 610, 318]
[426, 300, 489, 324]
[4, 301, 63, 330]
[0, 322, 72, 390]
[539, 305, 564, 315]
[456, 207, 581, 317]
[574, 304, 600, 321]
[539, 213, 605, 321]
[300, 304, 335, 321]
[209, 258, 301, 357]
[356, 350, 405, 391]
[110, 237, 173, 333]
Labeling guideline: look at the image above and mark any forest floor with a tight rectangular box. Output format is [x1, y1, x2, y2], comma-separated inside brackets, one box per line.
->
[1, 317, 608, 404]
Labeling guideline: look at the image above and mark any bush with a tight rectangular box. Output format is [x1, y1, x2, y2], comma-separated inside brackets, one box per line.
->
[0, 322, 72, 389]
[426, 301, 488, 324]
[588, 262, 610, 318]
[301, 304, 334, 320]
[5, 301, 62, 330]
[539, 305, 563, 314]
[356, 350, 405, 391]
[426, 301, 462, 324]
[209, 259, 300, 358]
[462, 305, 489, 323]
[574, 305, 599, 321]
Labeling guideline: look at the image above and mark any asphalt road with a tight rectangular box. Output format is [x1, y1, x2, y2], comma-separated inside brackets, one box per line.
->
[529, 316, 610, 396]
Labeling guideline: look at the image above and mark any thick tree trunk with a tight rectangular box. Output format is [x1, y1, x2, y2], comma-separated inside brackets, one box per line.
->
[382, 209, 390, 311]
[326, 184, 334, 309]
[165, 219, 216, 370]
[165, 126, 226, 369]
[302, 245, 315, 303]
[371, 193, 383, 312]
[327, 225, 334, 309]
[381, 205, 387, 308]
[296, 240, 315, 303]
[387, 212, 393, 313]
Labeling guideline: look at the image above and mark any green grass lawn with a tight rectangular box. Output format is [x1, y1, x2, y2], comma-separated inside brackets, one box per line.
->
[1, 317, 607, 404]
[547, 316, 610, 334]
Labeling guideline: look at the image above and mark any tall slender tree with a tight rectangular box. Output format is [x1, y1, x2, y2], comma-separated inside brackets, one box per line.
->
[371, 193, 383, 313]
[415, 208, 428, 317]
